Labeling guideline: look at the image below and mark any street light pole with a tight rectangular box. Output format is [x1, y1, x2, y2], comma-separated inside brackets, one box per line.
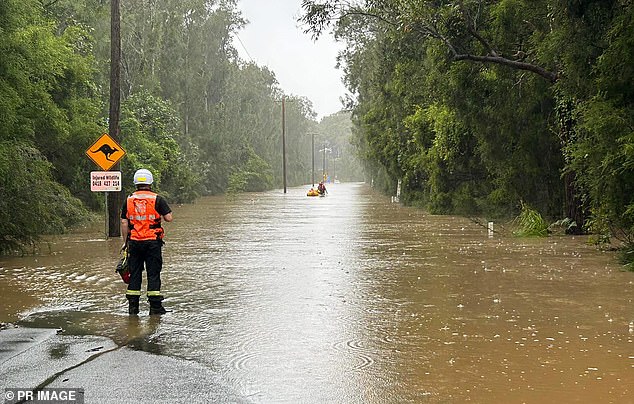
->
[319, 143, 332, 183]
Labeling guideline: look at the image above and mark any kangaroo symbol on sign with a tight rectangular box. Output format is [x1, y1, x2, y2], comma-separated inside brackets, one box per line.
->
[91, 144, 119, 161]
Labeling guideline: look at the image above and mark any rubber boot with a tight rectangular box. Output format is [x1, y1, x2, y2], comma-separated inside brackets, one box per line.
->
[148, 296, 166, 315]
[127, 295, 140, 316]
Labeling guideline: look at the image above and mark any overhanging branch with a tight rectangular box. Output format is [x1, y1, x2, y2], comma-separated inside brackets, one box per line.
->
[453, 54, 558, 83]
[339, 10, 399, 28]
[300, 1, 559, 83]
[42, 0, 62, 8]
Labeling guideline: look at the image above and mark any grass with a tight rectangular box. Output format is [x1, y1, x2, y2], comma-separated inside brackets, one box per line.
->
[513, 201, 549, 237]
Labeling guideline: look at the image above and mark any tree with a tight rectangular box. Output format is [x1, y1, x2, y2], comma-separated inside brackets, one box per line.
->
[300, 0, 627, 232]
[566, 3, 634, 244]
[120, 91, 200, 203]
[0, 0, 325, 252]
[301, 0, 558, 81]
[0, 0, 100, 252]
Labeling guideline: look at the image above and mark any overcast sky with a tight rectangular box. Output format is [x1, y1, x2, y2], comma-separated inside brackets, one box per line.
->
[233, 0, 348, 119]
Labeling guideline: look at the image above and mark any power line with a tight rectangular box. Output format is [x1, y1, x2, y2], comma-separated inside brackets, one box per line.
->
[234, 33, 254, 63]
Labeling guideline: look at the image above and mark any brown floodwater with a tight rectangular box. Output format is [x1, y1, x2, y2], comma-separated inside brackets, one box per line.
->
[0, 183, 632, 402]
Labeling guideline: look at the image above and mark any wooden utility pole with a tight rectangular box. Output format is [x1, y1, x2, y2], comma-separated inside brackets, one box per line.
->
[311, 132, 315, 186]
[282, 97, 287, 193]
[107, 0, 122, 237]
[322, 143, 327, 180]
[332, 148, 336, 182]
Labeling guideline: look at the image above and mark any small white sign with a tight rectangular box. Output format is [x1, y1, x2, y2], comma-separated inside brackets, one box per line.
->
[91, 171, 122, 192]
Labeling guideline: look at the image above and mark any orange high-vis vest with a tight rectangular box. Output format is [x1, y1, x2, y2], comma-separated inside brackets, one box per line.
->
[126, 190, 164, 241]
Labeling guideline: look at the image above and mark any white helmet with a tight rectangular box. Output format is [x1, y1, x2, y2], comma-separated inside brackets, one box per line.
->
[133, 168, 154, 185]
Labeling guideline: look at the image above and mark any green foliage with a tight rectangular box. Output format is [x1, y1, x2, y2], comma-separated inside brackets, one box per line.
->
[311, 0, 566, 219]
[564, 4, 634, 242]
[583, 209, 615, 246]
[301, 0, 633, 234]
[0, 142, 89, 253]
[0, 0, 101, 252]
[0, 0, 328, 253]
[62, 0, 318, 197]
[120, 91, 200, 203]
[513, 202, 549, 237]
[227, 146, 274, 193]
[617, 243, 634, 272]
[5, 0, 634, 256]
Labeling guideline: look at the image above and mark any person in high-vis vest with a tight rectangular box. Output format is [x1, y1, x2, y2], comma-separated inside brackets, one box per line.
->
[120, 168, 173, 315]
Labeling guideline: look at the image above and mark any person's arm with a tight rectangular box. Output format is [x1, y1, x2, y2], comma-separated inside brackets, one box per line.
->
[120, 199, 129, 250]
[120, 219, 130, 250]
[157, 195, 173, 222]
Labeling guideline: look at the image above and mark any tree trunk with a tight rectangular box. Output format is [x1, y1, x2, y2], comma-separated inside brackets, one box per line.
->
[564, 171, 585, 235]
[556, 96, 585, 235]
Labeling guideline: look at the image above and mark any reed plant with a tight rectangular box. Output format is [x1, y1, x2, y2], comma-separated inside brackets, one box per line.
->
[513, 201, 549, 237]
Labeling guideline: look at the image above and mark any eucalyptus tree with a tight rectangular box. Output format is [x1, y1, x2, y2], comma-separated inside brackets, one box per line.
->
[283, 95, 318, 187]
[90, 0, 260, 194]
[300, 0, 626, 232]
[119, 91, 200, 202]
[302, 0, 558, 81]
[562, 3, 634, 245]
[204, 63, 281, 193]
[117, 0, 320, 194]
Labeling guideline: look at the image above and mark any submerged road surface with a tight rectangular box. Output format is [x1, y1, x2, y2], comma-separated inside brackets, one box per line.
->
[1, 183, 633, 402]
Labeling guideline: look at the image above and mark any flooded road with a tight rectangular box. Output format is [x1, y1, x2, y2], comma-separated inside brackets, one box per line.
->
[1, 183, 633, 402]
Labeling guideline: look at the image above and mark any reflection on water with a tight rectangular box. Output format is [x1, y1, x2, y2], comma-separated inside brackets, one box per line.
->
[1, 183, 633, 402]
[17, 311, 163, 354]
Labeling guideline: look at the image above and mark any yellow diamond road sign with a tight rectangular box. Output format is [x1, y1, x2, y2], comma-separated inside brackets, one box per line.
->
[86, 133, 126, 171]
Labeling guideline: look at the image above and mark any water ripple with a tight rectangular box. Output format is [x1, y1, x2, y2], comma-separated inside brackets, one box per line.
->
[332, 337, 376, 371]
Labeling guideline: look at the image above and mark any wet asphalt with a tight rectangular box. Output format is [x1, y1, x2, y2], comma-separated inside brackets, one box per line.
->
[0, 325, 249, 403]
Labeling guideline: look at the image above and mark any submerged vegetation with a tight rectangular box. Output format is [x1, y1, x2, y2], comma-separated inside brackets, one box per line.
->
[618, 245, 634, 272]
[513, 202, 549, 238]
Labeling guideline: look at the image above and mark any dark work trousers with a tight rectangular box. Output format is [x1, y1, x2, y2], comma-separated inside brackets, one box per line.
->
[126, 239, 163, 300]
